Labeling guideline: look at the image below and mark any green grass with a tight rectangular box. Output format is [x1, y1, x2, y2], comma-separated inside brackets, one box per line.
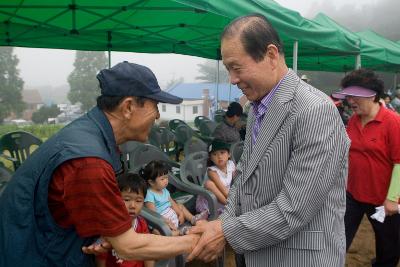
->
[0, 124, 64, 141]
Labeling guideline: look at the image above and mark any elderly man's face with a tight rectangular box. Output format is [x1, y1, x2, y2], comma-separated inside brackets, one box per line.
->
[221, 37, 276, 102]
[128, 98, 160, 142]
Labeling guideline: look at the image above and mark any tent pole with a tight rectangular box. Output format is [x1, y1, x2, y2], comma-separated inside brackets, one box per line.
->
[107, 31, 112, 68]
[292, 40, 298, 73]
[355, 54, 361, 69]
[108, 50, 111, 69]
[216, 60, 220, 109]
[394, 73, 398, 89]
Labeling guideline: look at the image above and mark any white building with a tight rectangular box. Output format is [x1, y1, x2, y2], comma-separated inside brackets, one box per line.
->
[158, 83, 244, 123]
[158, 100, 203, 122]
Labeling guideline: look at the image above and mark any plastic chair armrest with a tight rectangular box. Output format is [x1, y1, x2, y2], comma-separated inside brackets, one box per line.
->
[168, 174, 219, 221]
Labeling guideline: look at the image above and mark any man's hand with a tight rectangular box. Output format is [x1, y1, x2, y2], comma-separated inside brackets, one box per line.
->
[186, 220, 226, 263]
[383, 199, 399, 216]
[82, 239, 112, 255]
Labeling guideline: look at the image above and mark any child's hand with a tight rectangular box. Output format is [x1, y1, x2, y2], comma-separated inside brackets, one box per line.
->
[178, 213, 185, 225]
[164, 218, 177, 230]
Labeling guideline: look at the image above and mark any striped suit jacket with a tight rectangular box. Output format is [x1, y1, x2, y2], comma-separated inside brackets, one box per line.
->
[220, 70, 350, 267]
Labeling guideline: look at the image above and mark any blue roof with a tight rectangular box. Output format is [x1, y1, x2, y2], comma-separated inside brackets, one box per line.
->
[166, 83, 243, 102]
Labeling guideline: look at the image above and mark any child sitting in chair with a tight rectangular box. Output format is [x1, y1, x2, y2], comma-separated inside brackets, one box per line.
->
[96, 173, 154, 267]
[140, 160, 208, 236]
[196, 139, 235, 215]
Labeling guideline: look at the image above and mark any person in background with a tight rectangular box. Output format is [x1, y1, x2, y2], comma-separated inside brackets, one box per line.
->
[141, 160, 208, 236]
[196, 139, 235, 215]
[390, 88, 400, 113]
[382, 93, 395, 111]
[213, 101, 244, 143]
[333, 68, 400, 267]
[0, 61, 199, 266]
[96, 173, 154, 267]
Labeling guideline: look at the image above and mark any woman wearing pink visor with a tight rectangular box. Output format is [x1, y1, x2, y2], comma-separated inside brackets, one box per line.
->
[333, 69, 400, 267]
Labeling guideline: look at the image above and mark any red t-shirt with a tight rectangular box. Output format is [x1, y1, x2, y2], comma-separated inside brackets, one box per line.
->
[48, 157, 131, 237]
[97, 216, 149, 267]
[347, 106, 400, 205]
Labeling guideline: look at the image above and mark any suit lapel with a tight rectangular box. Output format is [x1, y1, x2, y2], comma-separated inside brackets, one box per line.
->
[239, 108, 254, 169]
[242, 70, 299, 184]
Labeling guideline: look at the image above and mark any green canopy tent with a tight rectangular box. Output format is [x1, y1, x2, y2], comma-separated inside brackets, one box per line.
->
[356, 30, 400, 68]
[356, 30, 400, 86]
[304, 13, 400, 72]
[0, 0, 359, 68]
[182, 0, 360, 72]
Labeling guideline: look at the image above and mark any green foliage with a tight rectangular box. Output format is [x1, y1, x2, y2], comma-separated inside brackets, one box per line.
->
[68, 51, 108, 112]
[0, 124, 64, 141]
[31, 105, 61, 124]
[0, 47, 25, 123]
[196, 60, 229, 83]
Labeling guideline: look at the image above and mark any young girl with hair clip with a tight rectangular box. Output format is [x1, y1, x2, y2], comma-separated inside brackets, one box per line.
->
[140, 160, 208, 236]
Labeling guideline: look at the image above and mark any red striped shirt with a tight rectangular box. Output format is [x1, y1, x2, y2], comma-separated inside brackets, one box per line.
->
[48, 157, 131, 237]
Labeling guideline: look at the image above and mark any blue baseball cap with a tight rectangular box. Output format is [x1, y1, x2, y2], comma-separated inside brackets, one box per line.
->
[97, 61, 182, 104]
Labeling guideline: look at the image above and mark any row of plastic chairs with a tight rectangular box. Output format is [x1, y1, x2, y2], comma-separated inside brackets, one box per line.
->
[119, 141, 221, 267]
[121, 138, 243, 266]
[193, 112, 225, 131]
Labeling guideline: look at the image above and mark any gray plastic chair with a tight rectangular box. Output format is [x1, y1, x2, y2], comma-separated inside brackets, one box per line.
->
[148, 125, 162, 148]
[194, 116, 210, 130]
[179, 151, 225, 266]
[198, 120, 217, 137]
[121, 143, 218, 218]
[214, 109, 226, 123]
[183, 137, 208, 157]
[148, 126, 177, 157]
[230, 141, 244, 164]
[180, 151, 209, 186]
[168, 119, 187, 132]
[172, 124, 194, 161]
[121, 144, 219, 267]
[159, 127, 176, 156]
[140, 207, 180, 267]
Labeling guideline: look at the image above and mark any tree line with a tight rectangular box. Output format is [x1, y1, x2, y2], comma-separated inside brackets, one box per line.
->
[0, 48, 107, 123]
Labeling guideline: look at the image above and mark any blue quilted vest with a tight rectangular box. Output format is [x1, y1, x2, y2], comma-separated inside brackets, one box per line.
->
[0, 107, 123, 267]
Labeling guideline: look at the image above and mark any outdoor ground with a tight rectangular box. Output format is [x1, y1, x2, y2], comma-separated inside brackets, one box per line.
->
[187, 216, 400, 267]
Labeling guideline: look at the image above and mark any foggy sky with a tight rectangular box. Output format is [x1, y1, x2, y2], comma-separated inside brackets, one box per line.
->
[14, 0, 400, 91]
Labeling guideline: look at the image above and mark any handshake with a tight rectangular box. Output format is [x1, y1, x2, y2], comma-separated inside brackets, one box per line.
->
[82, 219, 226, 263]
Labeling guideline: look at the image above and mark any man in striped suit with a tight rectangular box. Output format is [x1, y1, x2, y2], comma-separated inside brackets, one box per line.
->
[187, 14, 350, 266]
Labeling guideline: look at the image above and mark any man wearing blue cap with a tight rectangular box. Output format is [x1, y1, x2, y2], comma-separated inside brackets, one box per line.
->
[0, 62, 199, 266]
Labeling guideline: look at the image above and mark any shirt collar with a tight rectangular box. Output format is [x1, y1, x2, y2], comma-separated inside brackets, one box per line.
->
[251, 70, 289, 118]
[372, 104, 385, 122]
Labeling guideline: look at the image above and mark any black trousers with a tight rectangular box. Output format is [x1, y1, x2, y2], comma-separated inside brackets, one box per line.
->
[345, 193, 400, 267]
